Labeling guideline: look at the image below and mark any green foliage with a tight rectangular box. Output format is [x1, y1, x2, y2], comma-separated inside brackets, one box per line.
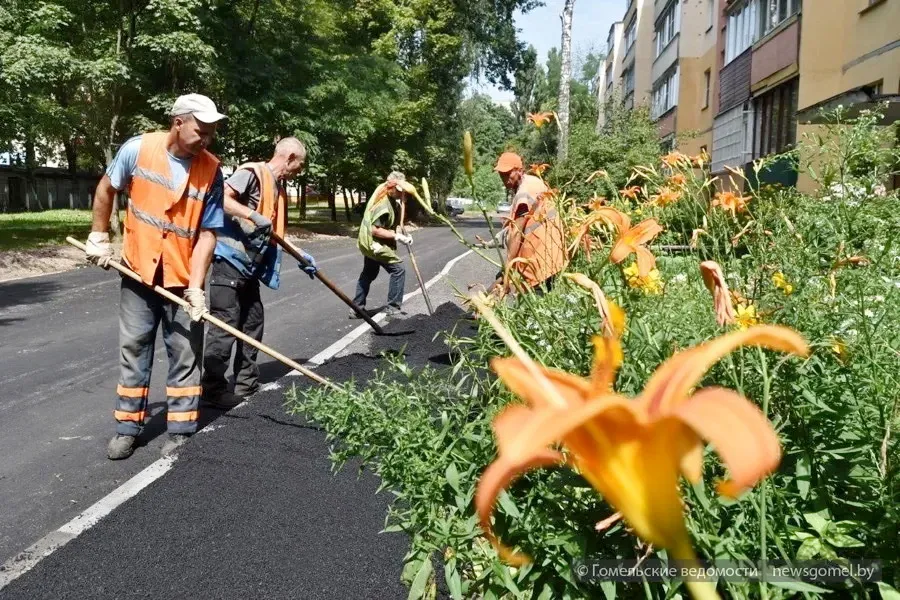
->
[0, 208, 92, 250]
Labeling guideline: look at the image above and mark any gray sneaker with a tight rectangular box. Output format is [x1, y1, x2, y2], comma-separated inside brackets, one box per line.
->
[161, 434, 190, 457]
[348, 308, 370, 319]
[384, 306, 405, 318]
[107, 435, 137, 460]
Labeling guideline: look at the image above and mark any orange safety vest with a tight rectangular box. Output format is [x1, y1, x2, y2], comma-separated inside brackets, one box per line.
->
[506, 174, 567, 288]
[235, 162, 286, 239]
[122, 132, 220, 288]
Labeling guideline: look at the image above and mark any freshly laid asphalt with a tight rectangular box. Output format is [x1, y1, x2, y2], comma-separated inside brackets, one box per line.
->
[0, 217, 492, 598]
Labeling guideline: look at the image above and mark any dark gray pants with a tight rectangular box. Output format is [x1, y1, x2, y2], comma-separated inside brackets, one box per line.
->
[116, 275, 203, 436]
[353, 256, 406, 309]
[201, 259, 264, 399]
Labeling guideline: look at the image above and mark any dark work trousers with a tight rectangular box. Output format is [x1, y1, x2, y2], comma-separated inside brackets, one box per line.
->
[353, 255, 406, 309]
[115, 275, 203, 436]
[201, 258, 265, 399]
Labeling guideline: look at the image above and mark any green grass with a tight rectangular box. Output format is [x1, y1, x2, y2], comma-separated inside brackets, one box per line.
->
[0, 209, 94, 251]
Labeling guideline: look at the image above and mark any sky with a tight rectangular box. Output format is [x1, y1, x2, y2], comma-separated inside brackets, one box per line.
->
[471, 0, 625, 103]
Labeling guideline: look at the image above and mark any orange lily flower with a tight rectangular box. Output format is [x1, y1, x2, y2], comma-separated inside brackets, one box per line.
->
[562, 273, 625, 338]
[609, 217, 663, 277]
[711, 191, 750, 215]
[620, 185, 641, 200]
[661, 151, 689, 167]
[691, 149, 710, 169]
[527, 111, 554, 128]
[651, 187, 682, 207]
[668, 173, 687, 187]
[472, 295, 809, 600]
[700, 261, 736, 326]
[567, 206, 630, 256]
[529, 163, 550, 177]
[586, 196, 607, 211]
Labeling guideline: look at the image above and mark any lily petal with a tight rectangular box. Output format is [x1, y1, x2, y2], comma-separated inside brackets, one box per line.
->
[671, 387, 782, 498]
[475, 451, 565, 566]
[492, 357, 590, 410]
[635, 246, 657, 277]
[628, 219, 663, 246]
[640, 325, 809, 416]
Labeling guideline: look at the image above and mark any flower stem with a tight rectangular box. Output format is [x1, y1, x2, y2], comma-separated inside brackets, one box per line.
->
[757, 346, 771, 600]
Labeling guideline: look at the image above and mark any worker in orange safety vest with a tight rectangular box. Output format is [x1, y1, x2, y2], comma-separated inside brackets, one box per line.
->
[486, 151, 567, 293]
[84, 93, 227, 461]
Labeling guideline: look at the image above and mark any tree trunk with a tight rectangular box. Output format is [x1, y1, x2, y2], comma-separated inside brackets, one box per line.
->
[299, 177, 307, 220]
[341, 187, 351, 221]
[595, 53, 606, 134]
[24, 133, 43, 211]
[328, 184, 337, 221]
[556, 0, 576, 162]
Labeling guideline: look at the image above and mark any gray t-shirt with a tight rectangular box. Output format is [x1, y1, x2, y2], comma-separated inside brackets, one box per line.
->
[225, 164, 280, 209]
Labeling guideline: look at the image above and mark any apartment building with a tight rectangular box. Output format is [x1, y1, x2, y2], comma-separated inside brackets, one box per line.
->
[603, 0, 898, 190]
[621, 0, 656, 110]
[598, 21, 624, 129]
[649, 0, 720, 153]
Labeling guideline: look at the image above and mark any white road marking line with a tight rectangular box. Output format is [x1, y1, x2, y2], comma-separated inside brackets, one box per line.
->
[0, 456, 177, 590]
[0, 247, 474, 592]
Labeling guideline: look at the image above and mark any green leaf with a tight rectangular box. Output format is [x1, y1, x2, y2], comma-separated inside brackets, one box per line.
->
[768, 579, 831, 593]
[803, 510, 831, 535]
[878, 582, 900, 600]
[445, 463, 461, 495]
[445, 565, 463, 600]
[600, 580, 617, 600]
[497, 490, 522, 519]
[794, 455, 811, 499]
[825, 521, 865, 548]
[407, 556, 434, 600]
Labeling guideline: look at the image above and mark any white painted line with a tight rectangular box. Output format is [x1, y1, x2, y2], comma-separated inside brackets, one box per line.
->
[0, 455, 177, 590]
[0, 247, 474, 591]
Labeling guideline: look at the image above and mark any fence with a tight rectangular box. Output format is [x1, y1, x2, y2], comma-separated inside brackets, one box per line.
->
[0, 166, 101, 213]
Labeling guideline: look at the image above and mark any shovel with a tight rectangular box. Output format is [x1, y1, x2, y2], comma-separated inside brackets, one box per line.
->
[67, 237, 336, 390]
[399, 199, 434, 315]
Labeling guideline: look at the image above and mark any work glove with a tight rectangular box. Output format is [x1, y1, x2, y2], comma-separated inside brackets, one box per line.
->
[395, 233, 413, 246]
[85, 231, 113, 269]
[183, 288, 208, 323]
[298, 251, 317, 279]
[248, 210, 273, 239]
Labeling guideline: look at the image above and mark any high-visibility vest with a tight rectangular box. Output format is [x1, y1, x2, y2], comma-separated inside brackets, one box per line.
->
[122, 132, 220, 288]
[236, 162, 286, 238]
[506, 174, 567, 288]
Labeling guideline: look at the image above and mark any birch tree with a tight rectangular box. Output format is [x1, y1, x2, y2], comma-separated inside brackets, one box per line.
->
[556, 0, 575, 162]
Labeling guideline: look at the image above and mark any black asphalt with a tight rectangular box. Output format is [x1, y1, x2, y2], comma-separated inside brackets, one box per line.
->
[0, 219, 488, 569]
[0, 301, 475, 599]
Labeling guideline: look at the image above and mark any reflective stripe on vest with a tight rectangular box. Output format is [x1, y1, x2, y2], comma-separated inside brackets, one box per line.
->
[122, 131, 219, 288]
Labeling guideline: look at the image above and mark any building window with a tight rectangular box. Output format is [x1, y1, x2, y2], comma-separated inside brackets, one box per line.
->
[753, 77, 798, 158]
[655, 1, 681, 58]
[725, 0, 759, 64]
[606, 63, 614, 89]
[760, 0, 800, 36]
[624, 66, 635, 95]
[703, 69, 711, 109]
[624, 18, 637, 52]
[652, 67, 679, 119]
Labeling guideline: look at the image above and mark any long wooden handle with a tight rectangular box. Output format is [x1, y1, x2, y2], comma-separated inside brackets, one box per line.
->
[66, 237, 335, 390]
[397, 199, 434, 315]
[270, 232, 386, 335]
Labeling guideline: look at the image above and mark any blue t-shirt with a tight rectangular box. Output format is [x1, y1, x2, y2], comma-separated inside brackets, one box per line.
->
[106, 135, 224, 230]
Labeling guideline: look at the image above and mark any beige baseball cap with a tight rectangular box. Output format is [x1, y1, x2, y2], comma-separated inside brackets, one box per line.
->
[169, 93, 227, 124]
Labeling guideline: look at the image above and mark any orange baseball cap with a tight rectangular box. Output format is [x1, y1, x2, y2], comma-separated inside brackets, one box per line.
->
[494, 152, 524, 173]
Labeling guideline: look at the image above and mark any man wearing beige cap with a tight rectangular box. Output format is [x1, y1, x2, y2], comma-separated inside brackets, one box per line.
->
[490, 151, 566, 292]
[85, 93, 227, 460]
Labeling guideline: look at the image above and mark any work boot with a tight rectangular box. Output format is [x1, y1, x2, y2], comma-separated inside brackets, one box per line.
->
[161, 433, 190, 457]
[348, 308, 371, 319]
[203, 391, 245, 410]
[384, 306, 405, 318]
[107, 435, 137, 461]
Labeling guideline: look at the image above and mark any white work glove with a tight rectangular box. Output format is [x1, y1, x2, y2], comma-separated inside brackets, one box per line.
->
[395, 233, 413, 246]
[85, 231, 113, 269]
[183, 288, 208, 322]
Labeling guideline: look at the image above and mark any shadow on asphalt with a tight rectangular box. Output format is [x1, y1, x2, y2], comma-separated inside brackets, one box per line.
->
[0, 279, 66, 310]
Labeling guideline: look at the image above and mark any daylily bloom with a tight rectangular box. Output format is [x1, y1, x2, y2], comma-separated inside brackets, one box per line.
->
[691, 149, 711, 169]
[651, 187, 682, 207]
[700, 261, 736, 326]
[623, 263, 663, 295]
[620, 185, 642, 200]
[735, 303, 759, 330]
[567, 206, 630, 256]
[661, 151, 689, 167]
[527, 111, 554, 128]
[472, 294, 809, 600]
[529, 163, 550, 177]
[586, 169, 608, 183]
[772, 272, 793, 295]
[830, 337, 850, 364]
[668, 173, 687, 187]
[609, 217, 663, 277]
[712, 191, 750, 215]
[586, 196, 607, 211]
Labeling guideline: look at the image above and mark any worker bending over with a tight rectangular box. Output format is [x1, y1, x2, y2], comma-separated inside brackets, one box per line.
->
[201, 138, 317, 409]
[85, 94, 227, 460]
